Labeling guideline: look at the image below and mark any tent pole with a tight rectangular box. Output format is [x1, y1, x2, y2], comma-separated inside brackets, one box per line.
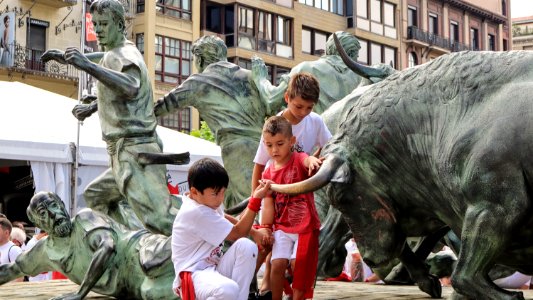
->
[72, 0, 88, 216]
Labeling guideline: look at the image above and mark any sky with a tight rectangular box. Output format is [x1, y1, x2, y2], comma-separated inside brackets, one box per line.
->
[511, 0, 533, 18]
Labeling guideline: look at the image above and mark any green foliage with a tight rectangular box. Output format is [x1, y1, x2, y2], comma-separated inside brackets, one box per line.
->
[190, 121, 215, 142]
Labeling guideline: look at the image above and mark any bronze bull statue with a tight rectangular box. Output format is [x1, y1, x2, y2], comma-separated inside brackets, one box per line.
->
[271, 50, 533, 300]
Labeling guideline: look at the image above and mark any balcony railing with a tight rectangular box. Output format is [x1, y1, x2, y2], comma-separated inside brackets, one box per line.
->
[1, 42, 78, 79]
[407, 26, 469, 52]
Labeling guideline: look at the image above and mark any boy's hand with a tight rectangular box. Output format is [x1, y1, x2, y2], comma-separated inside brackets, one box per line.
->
[307, 156, 323, 176]
[252, 179, 272, 199]
[251, 228, 274, 252]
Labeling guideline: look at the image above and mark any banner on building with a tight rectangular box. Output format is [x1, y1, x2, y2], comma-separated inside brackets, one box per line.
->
[0, 12, 15, 67]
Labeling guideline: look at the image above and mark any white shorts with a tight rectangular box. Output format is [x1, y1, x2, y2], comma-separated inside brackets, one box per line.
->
[271, 230, 299, 261]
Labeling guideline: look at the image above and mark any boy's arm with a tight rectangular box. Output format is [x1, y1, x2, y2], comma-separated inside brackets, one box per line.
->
[226, 180, 271, 241]
[251, 163, 265, 195]
[260, 196, 275, 227]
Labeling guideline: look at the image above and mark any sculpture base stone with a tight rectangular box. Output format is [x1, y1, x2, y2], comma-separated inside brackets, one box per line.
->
[3, 279, 533, 299]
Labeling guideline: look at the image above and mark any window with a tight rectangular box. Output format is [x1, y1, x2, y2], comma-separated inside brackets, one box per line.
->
[384, 46, 395, 68]
[237, 6, 293, 57]
[258, 12, 274, 53]
[429, 13, 438, 35]
[156, 0, 191, 20]
[238, 6, 255, 49]
[408, 52, 417, 67]
[488, 34, 495, 51]
[154, 36, 192, 84]
[27, 22, 47, 71]
[408, 6, 417, 27]
[205, 3, 222, 33]
[232, 57, 289, 85]
[358, 39, 368, 64]
[277, 16, 291, 45]
[302, 27, 330, 55]
[450, 21, 459, 42]
[137, 0, 145, 13]
[135, 33, 144, 53]
[298, 0, 344, 15]
[370, 0, 381, 22]
[371, 43, 381, 65]
[503, 38, 508, 51]
[502, 0, 507, 16]
[384, 2, 394, 27]
[356, 0, 368, 18]
[158, 107, 191, 133]
[470, 28, 479, 50]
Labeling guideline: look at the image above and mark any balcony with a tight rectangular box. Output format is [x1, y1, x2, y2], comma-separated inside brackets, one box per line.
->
[36, 0, 77, 8]
[0, 42, 78, 80]
[407, 26, 469, 53]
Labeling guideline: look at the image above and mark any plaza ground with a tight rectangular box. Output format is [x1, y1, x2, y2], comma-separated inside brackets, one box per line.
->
[3, 280, 533, 299]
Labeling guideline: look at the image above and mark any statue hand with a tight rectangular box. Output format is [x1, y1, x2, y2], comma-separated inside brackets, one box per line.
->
[41, 49, 67, 64]
[72, 103, 95, 121]
[64, 47, 91, 71]
[49, 292, 82, 300]
[251, 56, 268, 82]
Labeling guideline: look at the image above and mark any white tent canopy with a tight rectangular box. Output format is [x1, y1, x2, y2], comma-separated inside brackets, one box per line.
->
[0, 81, 221, 214]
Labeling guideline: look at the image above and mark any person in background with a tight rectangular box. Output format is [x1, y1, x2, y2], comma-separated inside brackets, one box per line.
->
[10, 227, 26, 249]
[0, 217, 23, 282]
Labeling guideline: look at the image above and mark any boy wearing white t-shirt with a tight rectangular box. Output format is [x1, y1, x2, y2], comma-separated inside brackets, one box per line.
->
[250, 72, 331, 297]
[172, 158, 272, 300]
[0, 218, 23, 282]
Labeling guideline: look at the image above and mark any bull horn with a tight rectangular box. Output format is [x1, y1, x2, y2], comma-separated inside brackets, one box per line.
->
[270, 155, 344, 195]
[334, 33, 388, 80]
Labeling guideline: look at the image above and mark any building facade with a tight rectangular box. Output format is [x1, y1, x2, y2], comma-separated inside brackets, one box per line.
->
[0, 0, 509, 132]
[512, 15, 533, 50]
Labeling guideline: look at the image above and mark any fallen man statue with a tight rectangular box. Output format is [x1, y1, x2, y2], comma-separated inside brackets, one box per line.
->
[0, 191, 177, 300]
[270, 50, 533, 300]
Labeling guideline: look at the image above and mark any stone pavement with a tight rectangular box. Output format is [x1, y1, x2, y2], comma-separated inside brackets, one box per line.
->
[2, 280, 533, 299]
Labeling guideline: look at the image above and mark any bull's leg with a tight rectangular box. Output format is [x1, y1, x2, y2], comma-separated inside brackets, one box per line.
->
[451, 204, 526, 300]
[396, 242, 442, 298]
[385, 226, 451, 286]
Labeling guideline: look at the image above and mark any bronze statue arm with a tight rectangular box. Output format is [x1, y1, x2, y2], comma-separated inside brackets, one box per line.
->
[154, 86, 195, 117]
[0, 242, 50, 284]
[75, 230, 116, 299]
[0, 262, 24, 284]
[75, 57, 141, 99]
[251, 56, 286, 115]
[57, 47, 141, 99]
[85, 52, 104, 63]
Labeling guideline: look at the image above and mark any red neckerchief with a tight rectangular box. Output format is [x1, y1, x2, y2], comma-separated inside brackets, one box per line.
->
[292, 229, 319, 298]
[179, 271, 196, 300]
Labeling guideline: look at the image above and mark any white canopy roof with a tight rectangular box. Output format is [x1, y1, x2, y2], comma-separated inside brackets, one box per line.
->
[0, 81, 221, 169]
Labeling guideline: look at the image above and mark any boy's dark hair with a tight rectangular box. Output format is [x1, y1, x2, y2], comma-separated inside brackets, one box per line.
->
[188, 158, 229, 194]
[0, 217, 13, 233]
[286, 72, 320, 104]
[263, 116, 292, 138]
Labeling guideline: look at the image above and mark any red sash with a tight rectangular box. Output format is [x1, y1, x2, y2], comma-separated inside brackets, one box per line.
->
[292, 229, 319, 298]
[179, 271, 196, 300]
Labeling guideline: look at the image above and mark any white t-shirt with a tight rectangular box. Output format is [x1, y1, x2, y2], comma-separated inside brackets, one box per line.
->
[171, 195, 233, 291]
[254, 111, 332, 165]
[0, 241, 22, 264]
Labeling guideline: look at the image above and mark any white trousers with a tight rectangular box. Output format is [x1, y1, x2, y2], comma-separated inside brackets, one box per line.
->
[192, 238, 258, 300]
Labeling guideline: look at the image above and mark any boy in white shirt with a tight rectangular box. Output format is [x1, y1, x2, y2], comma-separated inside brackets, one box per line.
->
[172, 158, 272, 300]
[0, 218, 23, 282]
